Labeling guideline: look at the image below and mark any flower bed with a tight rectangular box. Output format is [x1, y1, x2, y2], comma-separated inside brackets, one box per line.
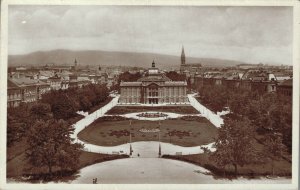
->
[109, 130, 130, 138]
[168, 130, 192, 138]
[137, 112, 168, 118]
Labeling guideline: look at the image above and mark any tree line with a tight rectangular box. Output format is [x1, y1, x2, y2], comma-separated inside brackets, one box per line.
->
[7, 84, 109, 177]
[116, 70, 188, 82]
[197, 85, 292, 176]
[110, 71, 142, 92]
[41, 83, 109, 119]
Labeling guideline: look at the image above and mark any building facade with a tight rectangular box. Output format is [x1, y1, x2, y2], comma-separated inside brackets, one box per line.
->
[48, 75, 62, 90]
[194, 74, 280, 95]
[119, 61, 188, 104]
[277, 79, 292, 97]
[7, 80, 22, 108]
[7, 78, 51, 108]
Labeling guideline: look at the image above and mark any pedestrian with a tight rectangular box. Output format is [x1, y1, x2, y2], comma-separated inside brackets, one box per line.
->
[137, 153, 140, 157]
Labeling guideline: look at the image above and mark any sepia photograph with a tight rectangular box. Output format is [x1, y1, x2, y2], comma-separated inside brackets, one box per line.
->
[1, 0, 299, 189]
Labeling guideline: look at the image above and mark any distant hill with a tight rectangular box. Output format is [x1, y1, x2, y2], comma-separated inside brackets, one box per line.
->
[8, 49, 249, 69]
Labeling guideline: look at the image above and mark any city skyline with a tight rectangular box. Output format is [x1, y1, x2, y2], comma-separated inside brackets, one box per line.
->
[8, 6, 293, 65]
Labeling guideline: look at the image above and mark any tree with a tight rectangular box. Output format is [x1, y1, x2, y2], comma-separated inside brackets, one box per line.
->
[263, 133, 287, 176]
[79, 96, 92, 111]
[26, 119, 83, 176]
[41, 84, 109, 117]
[210, 118, 259, 176]
[228, 91, 250, 116]
[118, 71, 142, 82]
[57, 142, 83, 172]
[165, 71, 186, 81]
[30, 103, 53, 121]
[7, 104, 32, 146]
[51, 94, 78, 120]
[7, 116, 26, 146]
[198, 85, 232, 112]
[93, 84, 109, 103]
[195, 80, 292, 174]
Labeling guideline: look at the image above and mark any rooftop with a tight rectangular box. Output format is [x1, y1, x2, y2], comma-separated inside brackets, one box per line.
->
[120, 82, 142, 87]
[138, 74, 171, 82]
[7, 79, 19, 88]
[39, 70, 54, 77]
[10, 78, 39, 86]
[278, 79, 293, 87]
[8, 78, 49, 87]
[164, 81, 187, 86]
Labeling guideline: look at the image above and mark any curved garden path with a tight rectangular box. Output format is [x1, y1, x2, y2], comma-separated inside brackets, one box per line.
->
[71, 94, 219, 157]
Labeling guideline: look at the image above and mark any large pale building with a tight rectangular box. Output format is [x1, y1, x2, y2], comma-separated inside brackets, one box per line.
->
[119, 61, 188, 104]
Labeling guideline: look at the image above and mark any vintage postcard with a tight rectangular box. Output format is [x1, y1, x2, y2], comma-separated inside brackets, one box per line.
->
[0, 0, 299, 190]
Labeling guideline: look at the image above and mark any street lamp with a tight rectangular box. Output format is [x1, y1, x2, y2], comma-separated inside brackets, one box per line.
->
[158, 132, 161, 157]
[129, 133, 133, 156]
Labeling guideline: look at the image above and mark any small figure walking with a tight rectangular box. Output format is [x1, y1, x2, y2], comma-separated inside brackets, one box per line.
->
[92, 178, 98, 184]
[137, 153, 140, 157]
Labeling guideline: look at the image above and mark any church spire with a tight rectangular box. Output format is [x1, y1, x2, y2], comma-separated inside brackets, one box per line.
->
[181, 46, 185, 65]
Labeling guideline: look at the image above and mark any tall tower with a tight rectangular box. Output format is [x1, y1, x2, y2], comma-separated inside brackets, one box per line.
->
[74, 58, 78, 70]
[181, 46, 185, 65]
[74, 58, 78, 67]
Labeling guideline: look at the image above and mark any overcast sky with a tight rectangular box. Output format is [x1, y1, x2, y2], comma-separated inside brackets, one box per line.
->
[8, 5, 293, 65]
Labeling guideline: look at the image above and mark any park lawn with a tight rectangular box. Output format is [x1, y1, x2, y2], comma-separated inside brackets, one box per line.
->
[77, 116, 217, 147]
[106, 105, 199, 115]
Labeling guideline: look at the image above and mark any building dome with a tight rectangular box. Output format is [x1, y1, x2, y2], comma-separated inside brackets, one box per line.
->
[148, 60, 159, 75]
